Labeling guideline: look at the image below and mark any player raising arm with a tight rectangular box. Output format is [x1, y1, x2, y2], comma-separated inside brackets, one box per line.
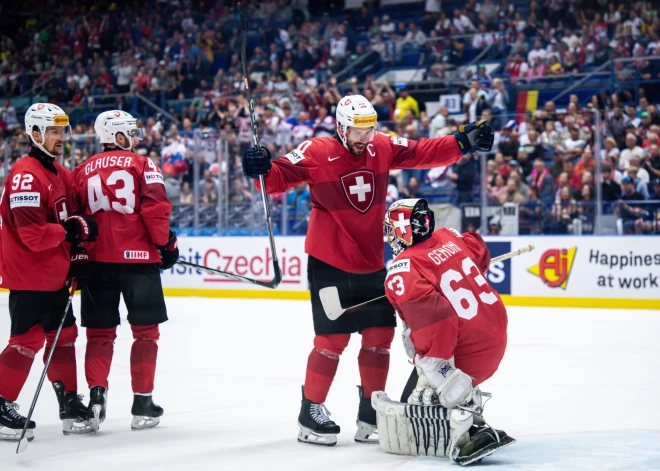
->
[242, 94, 494, 446]
[377, 198, 514, 465]
[0, 104, 98, 441]
[70, 110, 179, 432]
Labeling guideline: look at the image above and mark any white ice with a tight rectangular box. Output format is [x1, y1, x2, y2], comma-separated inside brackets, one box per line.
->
[2, 294, 660, 470]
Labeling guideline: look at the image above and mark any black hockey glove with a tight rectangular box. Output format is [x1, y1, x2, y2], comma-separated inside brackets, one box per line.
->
[67, 244, 91, 291]
[454, 120, 495, 155]
[64, 215, 99, 244]
[242, 146, 272, 178]
[156, 230, 179, 270]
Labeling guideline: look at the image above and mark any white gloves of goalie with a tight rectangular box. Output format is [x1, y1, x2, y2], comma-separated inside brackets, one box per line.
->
[409, 356, 473, 409]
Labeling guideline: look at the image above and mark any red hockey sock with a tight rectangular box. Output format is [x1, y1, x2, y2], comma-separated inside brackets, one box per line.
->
[130, 325, 159, 394]
[358, 327, 394, 397]
[303, 334, 350, 404]
[45, 324, 78, 392]
[85, 327, 117, 390]
[0, 326, 44, 401]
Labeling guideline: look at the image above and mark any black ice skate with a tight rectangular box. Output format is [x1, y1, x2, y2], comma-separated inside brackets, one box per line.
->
[456, 426, 516, 466]
[354, 386, 378, 444]
[131, 394, 163, 431]
[52, 381, 94, 435]
[297, 386, 340, 446]
[0, 396, 35, 442]
[87, 386, 107, 433]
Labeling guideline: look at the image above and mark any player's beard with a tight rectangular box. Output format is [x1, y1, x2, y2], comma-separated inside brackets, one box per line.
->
[348, 140, 367, 156]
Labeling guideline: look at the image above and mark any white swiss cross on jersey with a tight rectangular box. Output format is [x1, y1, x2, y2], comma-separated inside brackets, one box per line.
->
[340, 170, 375, 213]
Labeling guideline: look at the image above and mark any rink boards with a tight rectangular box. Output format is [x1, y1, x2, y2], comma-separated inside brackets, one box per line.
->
[161, 236, 659, 310]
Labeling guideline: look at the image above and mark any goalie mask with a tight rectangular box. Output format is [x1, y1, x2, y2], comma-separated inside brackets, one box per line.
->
[385, 198, 435, 256]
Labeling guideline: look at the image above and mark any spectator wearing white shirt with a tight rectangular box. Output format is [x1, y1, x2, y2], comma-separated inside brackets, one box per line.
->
[629, 156, 650, 185]
[472, 24, 494, 49]
[330, 28, 348, 59]
[380, 15, 395, 36]
[619, 133, 645, 170]
[562, 126, 587, 156]
[452, 8, 476, 34]
[429, 106, 450, 138]
[527, 39, 547, 64]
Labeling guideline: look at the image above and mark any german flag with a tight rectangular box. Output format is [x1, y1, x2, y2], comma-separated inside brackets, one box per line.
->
[516, 90, 539, 121]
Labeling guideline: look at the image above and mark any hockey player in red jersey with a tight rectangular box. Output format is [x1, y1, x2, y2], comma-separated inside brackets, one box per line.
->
[242, 94, 494, 446]
[379, 198, 514, 464]
[70, 110, 179, 432]
[0, 103, 99, 441]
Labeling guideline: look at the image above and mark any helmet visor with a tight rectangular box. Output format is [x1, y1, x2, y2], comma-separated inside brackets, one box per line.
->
[45, 125, 72, 141]
[346, 126, 376, 142]
[128, 127, 146, 140]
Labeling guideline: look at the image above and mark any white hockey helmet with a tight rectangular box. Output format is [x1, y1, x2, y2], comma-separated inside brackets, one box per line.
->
[335, 94, 378, 151]
[24, 103, 72, 158]
[94, 110, 145, 150]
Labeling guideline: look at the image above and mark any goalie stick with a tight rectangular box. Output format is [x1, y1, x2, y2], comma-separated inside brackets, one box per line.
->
[319, 244, 535, 320]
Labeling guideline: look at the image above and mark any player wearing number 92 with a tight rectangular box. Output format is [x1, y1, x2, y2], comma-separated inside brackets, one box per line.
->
[69, 110, 177, 432]
[0, 103, 100, 441]
[242, 94, 494, 446]
[379, 198, 514, 463]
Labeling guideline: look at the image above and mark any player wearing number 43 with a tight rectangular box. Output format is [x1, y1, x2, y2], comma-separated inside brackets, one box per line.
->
[0, 103, 100, 442]
[376, 198, 515, 465]
[69, 110, 179, 432]
[242, 94, 494, 446]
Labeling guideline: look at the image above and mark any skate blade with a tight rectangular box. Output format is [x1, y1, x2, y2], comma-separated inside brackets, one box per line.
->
[297, 425, 337, 446]
[90, 405, 103, 433]
[457, 436, 516, 466]
[1, 427, 34, 443]
[131, 416, 160, 431]
[62, 418, 95, 435]
[354, 421, 379, 444]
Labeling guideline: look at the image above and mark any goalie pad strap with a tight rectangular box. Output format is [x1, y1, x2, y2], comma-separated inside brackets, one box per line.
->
[372, 391, 451, 457]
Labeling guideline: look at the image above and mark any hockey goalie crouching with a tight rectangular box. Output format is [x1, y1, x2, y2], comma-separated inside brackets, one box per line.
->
[373, 198, 515, 465]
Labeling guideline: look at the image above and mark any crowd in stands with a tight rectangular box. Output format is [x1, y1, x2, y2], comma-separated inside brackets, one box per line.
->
[0, 0, 659, 235]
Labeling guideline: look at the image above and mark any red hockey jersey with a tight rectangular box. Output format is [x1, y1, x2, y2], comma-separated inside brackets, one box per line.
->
[0, 155, 76, 291]
[258, 133, 462, 273]
[70, 151, 171, 264]
[385, 229, 508, 386]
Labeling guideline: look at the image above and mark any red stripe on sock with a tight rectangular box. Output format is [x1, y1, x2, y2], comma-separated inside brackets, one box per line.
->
[85, 328, 116, 390]
[130, 340, 158, 394]
[0, 347, 35, 401]
[358, 348, 390, 398]
[304, 349, 340, 403]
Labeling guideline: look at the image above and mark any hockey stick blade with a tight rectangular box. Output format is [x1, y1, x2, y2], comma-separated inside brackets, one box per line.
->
[320, 245, 535, 320]
[176, 260, 282, 289]
[319, 286, 386, 321]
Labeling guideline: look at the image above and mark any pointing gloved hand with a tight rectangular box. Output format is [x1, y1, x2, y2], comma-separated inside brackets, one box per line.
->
[454, 120, 495, 155]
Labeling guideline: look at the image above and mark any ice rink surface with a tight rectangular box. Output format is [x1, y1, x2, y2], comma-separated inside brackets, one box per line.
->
[2, 294, 659, 470]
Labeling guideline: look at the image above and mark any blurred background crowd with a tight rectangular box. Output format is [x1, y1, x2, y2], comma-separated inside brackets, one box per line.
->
[1, 0, 659, 236]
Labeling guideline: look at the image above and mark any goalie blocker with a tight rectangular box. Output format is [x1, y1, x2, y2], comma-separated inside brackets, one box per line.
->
[371, 392, 515, 465]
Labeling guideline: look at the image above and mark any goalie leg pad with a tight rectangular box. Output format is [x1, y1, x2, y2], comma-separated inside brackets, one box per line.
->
[372, 391, 455, 457]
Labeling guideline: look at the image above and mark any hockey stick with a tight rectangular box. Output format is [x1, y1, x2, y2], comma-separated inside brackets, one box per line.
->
[231, 1, 282, 289]
[16, 279, 78, 454]
[175, 259, 281, 289]
[320, 244, 535, 321]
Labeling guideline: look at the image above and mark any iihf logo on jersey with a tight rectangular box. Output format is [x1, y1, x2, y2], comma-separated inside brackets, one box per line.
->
[528, 247, 577, 289]
[125, 250, 149, 260]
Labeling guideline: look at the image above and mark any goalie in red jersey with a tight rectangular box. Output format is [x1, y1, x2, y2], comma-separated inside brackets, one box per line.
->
[242, 93, 494, 446]
[375, 198, 514, 465]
